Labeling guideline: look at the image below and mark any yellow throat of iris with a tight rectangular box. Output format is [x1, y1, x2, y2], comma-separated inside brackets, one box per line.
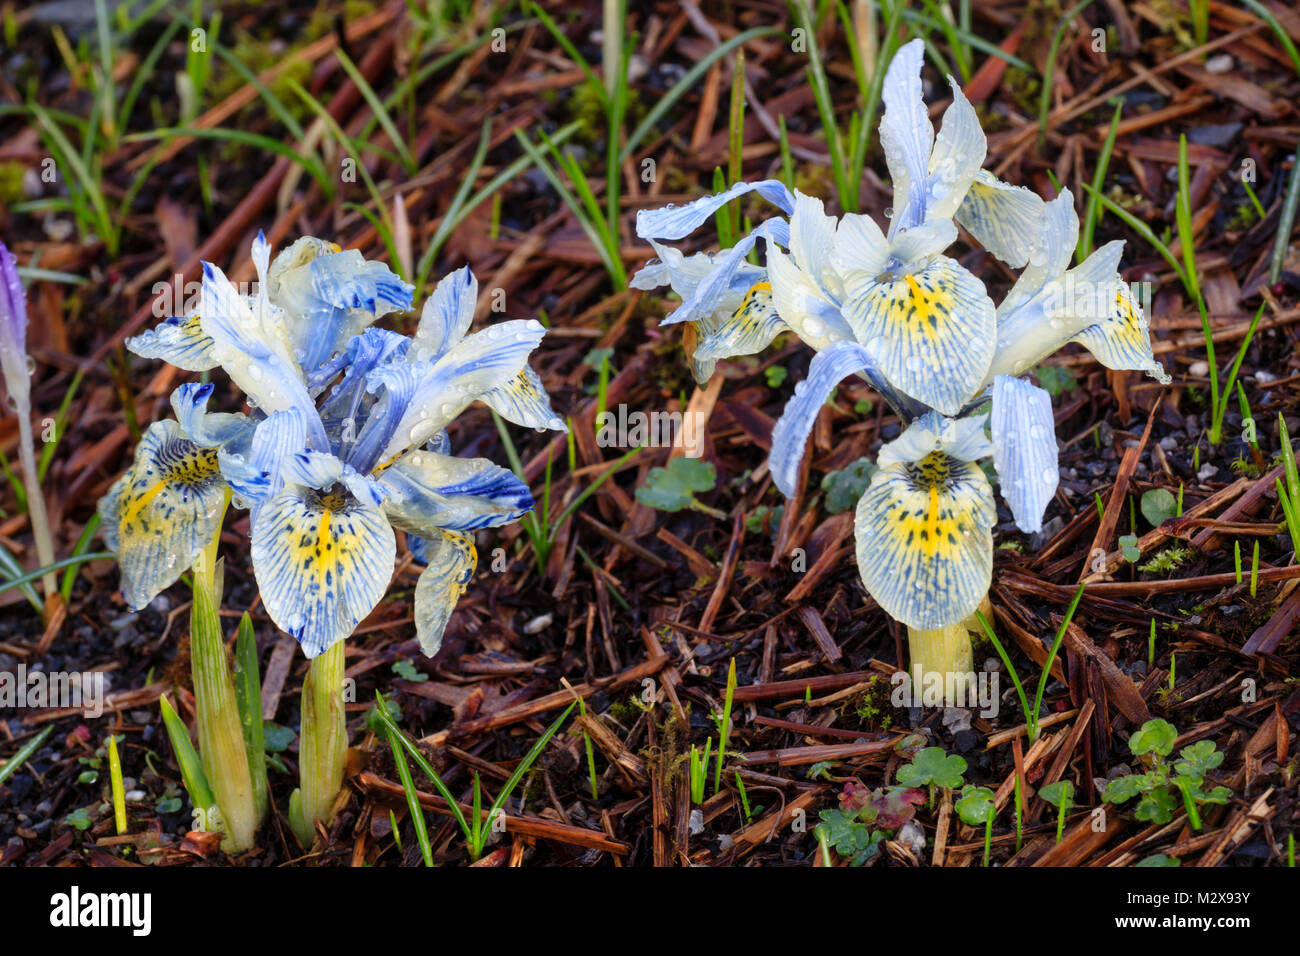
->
[901, 451, 960, 558]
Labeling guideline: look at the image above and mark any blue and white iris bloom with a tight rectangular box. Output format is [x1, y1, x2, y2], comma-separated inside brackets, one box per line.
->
[101, 234, 564, 659]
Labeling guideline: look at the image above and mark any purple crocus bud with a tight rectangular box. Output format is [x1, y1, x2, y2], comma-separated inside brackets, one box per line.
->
[0, 240, 31, 406]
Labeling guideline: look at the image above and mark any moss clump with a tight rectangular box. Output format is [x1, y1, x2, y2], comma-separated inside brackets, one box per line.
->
[0, 160, 26, 206]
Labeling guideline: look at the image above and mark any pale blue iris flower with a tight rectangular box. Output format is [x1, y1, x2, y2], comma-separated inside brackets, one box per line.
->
[636, 42, 1168, 633]
[101, 234, 563, 658]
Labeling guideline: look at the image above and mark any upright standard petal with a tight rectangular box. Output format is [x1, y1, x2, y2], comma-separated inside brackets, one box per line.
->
[880, 39, 933, 235]
[955, 170, 1046, 268]
[97, 420, 228, 610]
[842, 256, 996, 416]
[769, 340, 888, 498]
[410, 266, 475, 363]
[126, 314, 218, 372]
[251, 480, 396, 657]
[855, 451, 996, 630]
[199, 259, 330, 451]
[0, 241, 30, 403]
[990, 376, 1058, 534]
[925, 79, 986, 221]
[635, 180, 795, 240]
[378, 451, 533, 533]
[171, 382, 254, 448]
[269, 240, 413, 373]
[413, 530, 476, 657]
[767, 245, 854, 350]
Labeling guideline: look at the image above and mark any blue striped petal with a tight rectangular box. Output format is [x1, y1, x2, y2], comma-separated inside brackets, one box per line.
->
[769, 340, 888, 498]
[855, 452, 995, 630]
[199, 256, 330, 451]
[126, 313, 217, 372]
[269, 237, 413, 373]
[662, 219, 791, 327]
[97, 420, 227, 610]
[413, 530, 476, 657]
[991, 376, 1058, 534]
[375, 320, 547, 465]
[635, 180, 795, 240]
[219, 408, 307, 510]
[842, 256, 995, 416]
[956, 170, 1046, 268]
[171, 382, 253, 449]
[378, 451, 533, 533]
[880, 39, 932, 236]
[316, 328, 410, 456]
[250, 480, 396, 657]
[483, 364, 567, 432]
[410, 266, 475, 363]
[925, 78, 986, 220]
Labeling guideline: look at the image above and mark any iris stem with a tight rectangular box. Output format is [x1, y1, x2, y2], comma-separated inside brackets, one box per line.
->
[906, 620, 974, 707]
[298, 638, 347, 844]
[189, 501, 256, 852]
[14, 398, 57, 605]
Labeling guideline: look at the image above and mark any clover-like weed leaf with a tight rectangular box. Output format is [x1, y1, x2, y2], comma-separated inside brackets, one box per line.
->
[1119, 534, 1141, 563]
[1133, 786, 1178, 824]
[635, 457, 718, 513]
[1141, 488, 1178, 528]
[1174, 739, 1224, 779]
[1038, 779, 1075, 809]
[1102, 773, 1149, 805]
[1128, 719, 1177, 759]
[821, 457, 876, 514]
[868, 786, 926, 829]
[816, 808, 885, 866]
[954, 785, 996, 826]
[838, 780, 871, 812]
[897, 747, 967, 790]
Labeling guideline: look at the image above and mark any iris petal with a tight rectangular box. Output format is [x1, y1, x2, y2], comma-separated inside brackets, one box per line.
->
[171, 382, 254, 448]
[767, 245, 854, 350]
[199, 258, 329, 451]
[126, 313, 217, 372]
[413, 530, 476, 657]
[251, 482, 396, 657]
[378, 451, 533, 533]
[925, 79, 987, 220]
[842, 256, 995, 416]
[661, 218, 791, 326]
[855, 454, 995, 629]
[635, 179, 795, 240]
[990, 376, 1058, 534]
[483, 364, 567, 432]
[410, 266, 475, 363]
[692, 281, 789, 365]
[880, 39, 933, 236]
[97, 420, 227, 610]
[769, 340, 888, 498]
[956, 170, 1046, 268]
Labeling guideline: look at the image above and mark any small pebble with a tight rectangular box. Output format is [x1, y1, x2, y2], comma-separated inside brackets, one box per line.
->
[1188, 360, 1209, 377]
[1204, 54, 1234, 74]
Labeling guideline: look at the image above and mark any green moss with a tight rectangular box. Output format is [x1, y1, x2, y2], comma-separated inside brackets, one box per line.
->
[1138, 546, 1192, 575]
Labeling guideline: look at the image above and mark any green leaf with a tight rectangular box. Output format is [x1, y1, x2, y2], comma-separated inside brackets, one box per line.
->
[635, 457, 718, 513]
[821, 457, 876, 514]
[896, 747, 967, 790]
[1102, 774, 1148, 804]
[1134, 787, 1177, 824]
[1119, 534, 1141, 563]
[815, 808, 884, 865]
[1129, 719, 1177, 758]
[1034, 364, 1078, 397]
[764, 365, 788, 388]
[262, 723, 295, 754]
[1038, 779, 1075, 809]
[954, 784, 996, 826]
[65, 807, 95, 831]
[156, 795, 183, 814]
[392, 659, 427, 682]
[1141, 488, 1178, 528]
[1174, 739, 1224, 779]
[1136, 852, 1181, 867]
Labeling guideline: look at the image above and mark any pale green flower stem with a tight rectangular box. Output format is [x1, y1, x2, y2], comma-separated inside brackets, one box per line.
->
[906, 595, 991, 707]
[297, 639, 347, 844]
[15, 399, 57, 605]
[189, 503, 257, 852]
